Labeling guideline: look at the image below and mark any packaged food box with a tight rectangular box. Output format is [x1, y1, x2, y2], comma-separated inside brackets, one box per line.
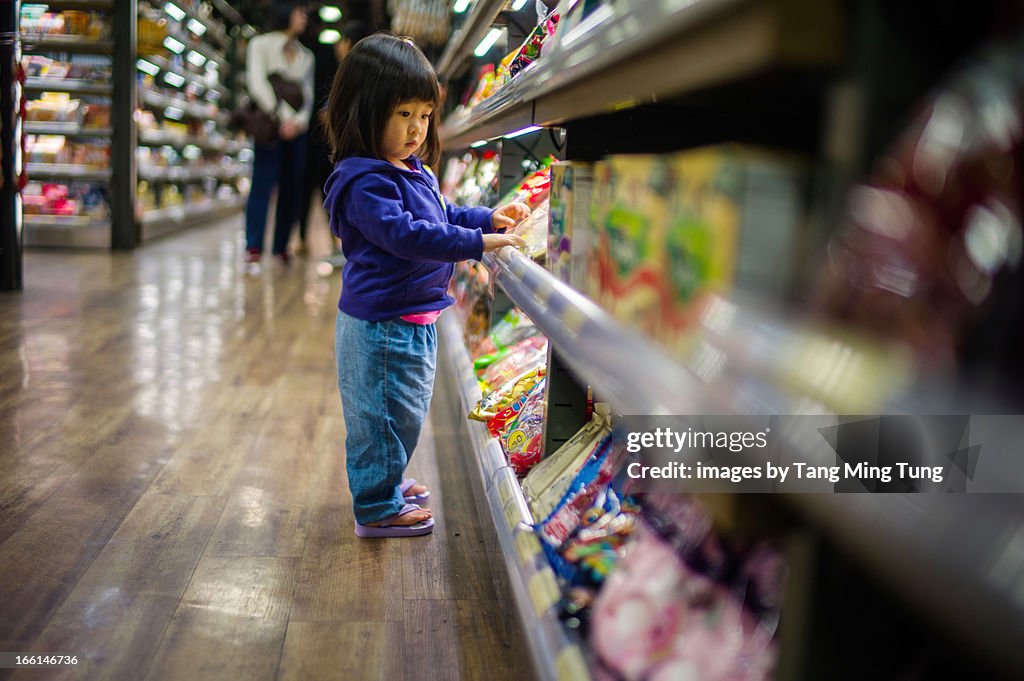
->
[547, 161, 593, 289]
[587, 155, 671, 339]
[660, 146, 804, 355]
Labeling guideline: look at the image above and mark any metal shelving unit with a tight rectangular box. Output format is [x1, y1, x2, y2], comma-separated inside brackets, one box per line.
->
[437, 311, 591, 681]
[25, 163, 112, 181]
[434, 1, 1024, 679]
[440, 0, 840, 148]
[22, 35, 114, 55]
[24, 77, 113, 96]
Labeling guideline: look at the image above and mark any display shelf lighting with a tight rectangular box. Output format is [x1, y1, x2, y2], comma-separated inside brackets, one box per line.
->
[473, 27, 505, 57]
[453, 0, 472, 13]
[511, 0, 529, 10]
[319, 5, 343, 22]
[187, 18, 207, 36]
[186, 50, 207, 67]
[164, 2, 187, 22]
[164, 71, 187, 88]
[165, 107, 185, 121]
[163, 36, 186, 54]
[505, 125, 542, 138]
[318, 29, 342, 45]
[136, 59, 161, 76]
[470, 139, 488, 148]
[182, 145, 201, 160]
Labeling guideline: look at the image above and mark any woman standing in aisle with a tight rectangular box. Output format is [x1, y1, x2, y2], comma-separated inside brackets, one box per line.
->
[243, 2, 314, 268]
[324, 34, 529, 536]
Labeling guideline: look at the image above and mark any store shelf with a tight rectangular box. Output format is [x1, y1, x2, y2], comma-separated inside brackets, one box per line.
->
[140, 196, 244, 241]
[146, 55, 228, 96]
[22, 35, 115, 55]
[168, 29, 229, 71]
[482, 245, 1024, 678]
[141, 89, 226, 123]
[441, 0, 840, 149]
[24, 122, 112, 138]
[436, 0, 508, 80]
[437, 311, 591, 681]
[484, 247, 701, 415]
[24, 77, 113, 96]
[180, 4, 231, 50]
[138, 165, 249, 183]
[35, 0, 114, 10]
[138, 129, 245, 154]
[26, 162, 111, 182]
[23, 215, 110, 248]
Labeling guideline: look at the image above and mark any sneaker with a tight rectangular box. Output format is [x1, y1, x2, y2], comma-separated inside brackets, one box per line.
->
[274, 252, 292, 266]
[244, 248, 262, 264]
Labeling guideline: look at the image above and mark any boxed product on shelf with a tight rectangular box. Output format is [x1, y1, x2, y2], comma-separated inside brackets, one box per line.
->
[660, 146, 804, 355]
[586, 148, 804, 355]
[83, 104, 111, 129]
[547, 161, 594, 288]
[587, 155, 670, 339]
[25, 95, 83, 123]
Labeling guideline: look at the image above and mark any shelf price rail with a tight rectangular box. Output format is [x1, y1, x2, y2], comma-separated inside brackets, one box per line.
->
[437, 310, 592, 681]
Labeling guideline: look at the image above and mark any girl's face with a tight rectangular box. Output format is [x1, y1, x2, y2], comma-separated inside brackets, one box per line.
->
[383, 100, 433, 165]
[288, 7, 308, 36]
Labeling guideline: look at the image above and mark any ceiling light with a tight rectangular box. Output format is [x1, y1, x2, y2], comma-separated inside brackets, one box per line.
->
[136, 59, 160, 76]
[186, 50, 206, 67]
[505, 125, 542, 138]
[164, 72, 186, 88]
[473, 28, 504, 57]
[319, 29, 342, 45]
[187, 19, 207, 36]
[319, 6, 342, 22]
[164, 3, 186, 21]
[163, 36, 186, 54]
[511, 0, 529, 9]
[164, 107, 185, 120]
[453, 0, 471, 13]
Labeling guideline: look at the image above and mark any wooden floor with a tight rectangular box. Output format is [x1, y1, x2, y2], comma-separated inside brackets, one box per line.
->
[0, 211, 535, 681]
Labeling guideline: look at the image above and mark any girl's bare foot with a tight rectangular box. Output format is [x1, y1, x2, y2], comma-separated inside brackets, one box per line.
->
[366, 507, 432, 527]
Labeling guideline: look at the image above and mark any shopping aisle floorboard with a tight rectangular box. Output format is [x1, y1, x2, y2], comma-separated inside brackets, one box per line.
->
[0, 214, 535, 681]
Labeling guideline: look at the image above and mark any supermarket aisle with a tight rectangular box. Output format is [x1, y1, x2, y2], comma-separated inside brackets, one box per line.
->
[0, 216, 533, 681]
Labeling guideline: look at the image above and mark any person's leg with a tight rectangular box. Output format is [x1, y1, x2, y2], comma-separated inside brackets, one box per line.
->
[336, 311, 432, 526]
[244, 143, 282, 254]
[388, 321, 437, 468]
[272, 133, 308, 256]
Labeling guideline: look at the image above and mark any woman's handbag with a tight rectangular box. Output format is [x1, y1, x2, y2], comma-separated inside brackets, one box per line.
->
[232, 74, 304, 146]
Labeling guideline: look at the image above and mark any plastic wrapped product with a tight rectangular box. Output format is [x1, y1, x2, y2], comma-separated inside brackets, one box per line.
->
[472, 308, 537, 358]
[469, 367, 545, 422]
[590, 523, 777, 681]
[503, 384, 547, 474]
[523, 404, 612, 519]
[478, 334, 547, 391]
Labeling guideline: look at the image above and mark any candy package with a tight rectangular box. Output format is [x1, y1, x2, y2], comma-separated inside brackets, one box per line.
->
[511, 198, 550, 261]
[469, 367, 545, 421]
[590, 522, 778, 681]
[497, 164, 554, 210]
[538, 436, 627, 547]
[509, 11, 561, 78]
[478, 335, 548, 391]
[501, 382, 548, 474]
[472, 308, 537, 358]
[523, 404, 612, 519]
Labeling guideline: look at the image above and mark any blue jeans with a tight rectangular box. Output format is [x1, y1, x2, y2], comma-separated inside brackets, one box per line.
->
[245, 133, 308, 254]
[335, 310, 437, 524]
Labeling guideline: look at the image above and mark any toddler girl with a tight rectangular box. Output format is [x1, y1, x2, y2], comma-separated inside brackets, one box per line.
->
[324, 33, 529, 537]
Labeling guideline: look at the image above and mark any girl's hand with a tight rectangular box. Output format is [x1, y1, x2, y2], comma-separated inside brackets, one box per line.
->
[483, 233, 526, 252]
[491, 202, 531, 231]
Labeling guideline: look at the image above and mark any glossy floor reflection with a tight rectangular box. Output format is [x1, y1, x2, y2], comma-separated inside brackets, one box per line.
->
[0, 213, 533, 681]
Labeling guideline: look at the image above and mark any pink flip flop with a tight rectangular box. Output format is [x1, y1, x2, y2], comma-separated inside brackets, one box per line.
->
[354, 503, 434, 538]
[401, 478, 431, 504]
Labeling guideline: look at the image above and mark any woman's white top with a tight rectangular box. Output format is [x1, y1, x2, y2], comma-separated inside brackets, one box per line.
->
[246, 31, 315, 133]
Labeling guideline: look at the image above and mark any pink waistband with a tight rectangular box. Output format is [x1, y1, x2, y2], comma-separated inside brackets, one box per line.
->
[400, 310, 442, 325]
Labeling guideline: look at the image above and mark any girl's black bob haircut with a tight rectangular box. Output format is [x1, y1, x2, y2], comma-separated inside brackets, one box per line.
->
[326, 33, 442, 168]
